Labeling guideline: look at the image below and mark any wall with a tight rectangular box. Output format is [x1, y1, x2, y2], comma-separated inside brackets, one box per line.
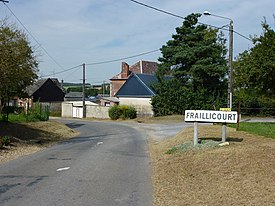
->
[110, 79, 127, 97]
[86, 105, 109, 119]
[62, 102, 73, 117]
[118, 97, 154, 116]
[62, 102, 109, 119]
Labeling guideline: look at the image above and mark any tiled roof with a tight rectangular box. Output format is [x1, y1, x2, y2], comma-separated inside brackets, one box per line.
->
[110, 60, 158, 80]
[130, 60, 158, 74]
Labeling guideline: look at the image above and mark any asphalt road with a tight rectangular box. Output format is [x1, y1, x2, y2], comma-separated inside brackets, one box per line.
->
[0, 120, 152, 206]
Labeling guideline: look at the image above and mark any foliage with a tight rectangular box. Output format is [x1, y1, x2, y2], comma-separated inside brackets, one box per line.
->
[0, 19, 38, 114]
[228, 122, 275, 139]
[233, 19, 275, 116]
[66, 84, 110, 97]
[153, 13, 227, 116]
[29, 103, 49, 121]
[108, 105, 137, 120]
[108, 105, 120, 120]
[0, 136, 11, 147]
[0, 103, 49, 122]
[166, 140, 219, 154]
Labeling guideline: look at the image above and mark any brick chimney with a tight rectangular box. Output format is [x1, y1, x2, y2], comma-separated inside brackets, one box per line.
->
[121, 62, 130, 78]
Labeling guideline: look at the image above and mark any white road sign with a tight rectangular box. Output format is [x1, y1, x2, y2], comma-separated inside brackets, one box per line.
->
[185, 110, 238, 123]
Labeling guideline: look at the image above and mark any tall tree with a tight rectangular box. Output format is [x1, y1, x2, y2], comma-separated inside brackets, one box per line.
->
[0, 20, 38, 113]
[233, 19, 275, 115]
[152, 13, 227, 116]
[234, 20, 275, 96]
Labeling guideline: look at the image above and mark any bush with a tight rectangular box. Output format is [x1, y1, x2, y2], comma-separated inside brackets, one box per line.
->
[123, 106, 137, 119]
[108, 105, 137, 120]
[0, 136, 11, 146]
[108, 105, 120, 120]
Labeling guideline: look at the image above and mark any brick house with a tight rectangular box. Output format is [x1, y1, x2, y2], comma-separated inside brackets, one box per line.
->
[110, 60, 158, 97]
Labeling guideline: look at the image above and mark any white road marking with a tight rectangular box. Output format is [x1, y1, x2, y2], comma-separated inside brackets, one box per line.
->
[97, 142, 103, 145]
[56, 167, 70, 172]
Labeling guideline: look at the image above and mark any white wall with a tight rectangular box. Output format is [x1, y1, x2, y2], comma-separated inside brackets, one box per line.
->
[118, 97, 154, 116]
[62, 102, 109, 119]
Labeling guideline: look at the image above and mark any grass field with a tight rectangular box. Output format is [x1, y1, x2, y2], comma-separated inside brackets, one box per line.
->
[229, 122, 275, 139]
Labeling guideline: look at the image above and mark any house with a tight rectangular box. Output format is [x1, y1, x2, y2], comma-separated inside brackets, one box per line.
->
[26, 78, 65, 102]
[64, 92, 88, 102]
[92, 95, 119, 107]
[115, 73, 159, 116]
[110, 60, 158, 97]
[25, 78, 66, 113]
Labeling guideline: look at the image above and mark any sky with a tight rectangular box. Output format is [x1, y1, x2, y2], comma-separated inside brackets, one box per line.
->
[0, 0, 274, 85]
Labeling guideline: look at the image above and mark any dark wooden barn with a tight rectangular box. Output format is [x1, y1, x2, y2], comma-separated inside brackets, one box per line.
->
[26, 78, 65, 102]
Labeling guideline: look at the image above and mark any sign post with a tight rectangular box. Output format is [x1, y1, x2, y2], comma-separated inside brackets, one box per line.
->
[194, 122, 198, 145]
[184, 110, 238, 145]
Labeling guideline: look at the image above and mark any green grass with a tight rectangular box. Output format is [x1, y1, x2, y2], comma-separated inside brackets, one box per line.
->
[229, 122, 275, 139]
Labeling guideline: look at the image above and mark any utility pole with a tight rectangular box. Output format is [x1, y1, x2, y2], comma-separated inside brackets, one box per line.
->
[102, 80, 105, 97]
[228, 20, 233, 109]
[82, 63, 86, 118]
[203, 11, 234, 109]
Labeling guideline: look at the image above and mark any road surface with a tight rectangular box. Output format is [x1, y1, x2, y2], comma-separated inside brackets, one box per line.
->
[0, 120, 152, 206]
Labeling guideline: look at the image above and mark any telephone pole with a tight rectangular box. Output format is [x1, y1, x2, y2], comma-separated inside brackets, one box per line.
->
[82, 63, 86, 118]
[204, 11, 234, 109]
[228, 20, 233, 109]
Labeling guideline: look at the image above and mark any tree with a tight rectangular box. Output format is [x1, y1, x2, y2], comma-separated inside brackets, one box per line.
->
[0, 19, 38, 114]
[233, 19, 275, 115]
[152, 13, 228, 116]
[234, 20, 275, 96]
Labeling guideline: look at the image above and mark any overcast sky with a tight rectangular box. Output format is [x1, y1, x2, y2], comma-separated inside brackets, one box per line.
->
[0, 0, 274, 84]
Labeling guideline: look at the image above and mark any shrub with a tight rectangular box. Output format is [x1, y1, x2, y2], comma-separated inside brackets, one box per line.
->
[123, 106, 137, 119]
[108, 105, 137, 120]
[1, 136, 11, 146]
[108, 105, 120, 120]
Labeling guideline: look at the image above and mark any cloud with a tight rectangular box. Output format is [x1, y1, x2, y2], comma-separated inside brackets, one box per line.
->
[0, 0, 274, 83]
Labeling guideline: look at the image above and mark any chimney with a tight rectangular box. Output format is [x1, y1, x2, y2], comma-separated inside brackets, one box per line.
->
[121, 62, 130, 78]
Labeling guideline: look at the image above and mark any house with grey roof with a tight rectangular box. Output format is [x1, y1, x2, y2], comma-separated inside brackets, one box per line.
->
[24, 78, 66, 114]
[26, 78, 65, 102]
[115, 73, 158, 116]
[110, 60, 158, 97]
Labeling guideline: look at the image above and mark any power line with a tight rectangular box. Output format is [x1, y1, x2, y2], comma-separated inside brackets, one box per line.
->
[129, 0, 222, 30]
[129, 0, 184, 20]
[129, 0, 252, 41]
[234, 30, 253, 42]
[86, 49, 159, 65]
[42, 49, 160, 77]
[41, 64, 82, 78]
[2, 2, 65, 71]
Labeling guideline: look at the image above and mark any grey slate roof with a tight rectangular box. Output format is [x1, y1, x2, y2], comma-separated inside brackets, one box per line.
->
[26, 78, 65, 96]
[115, 73, 158, 98]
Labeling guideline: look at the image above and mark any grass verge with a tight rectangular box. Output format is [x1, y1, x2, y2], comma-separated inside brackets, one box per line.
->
[149, 124, 275, 206]
[229, 122, 275, 139]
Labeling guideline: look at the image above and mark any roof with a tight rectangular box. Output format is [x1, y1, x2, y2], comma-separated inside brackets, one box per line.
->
[64, 92, 89, 101]
[115, 73, 158, 98]
[110, 60, 158, 80]
[95, 95, 119, 103]
[130, 60, 158, 74]
[26, 78, 65, 96]
[64, 101, 98, 106]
